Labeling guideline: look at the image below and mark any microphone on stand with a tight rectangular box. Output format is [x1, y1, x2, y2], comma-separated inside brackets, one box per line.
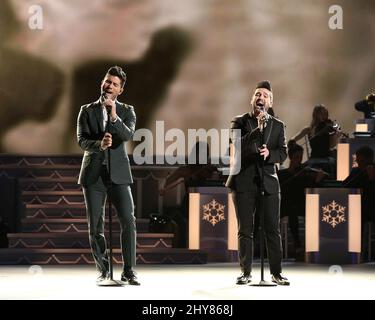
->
[251, 104, 276, 287]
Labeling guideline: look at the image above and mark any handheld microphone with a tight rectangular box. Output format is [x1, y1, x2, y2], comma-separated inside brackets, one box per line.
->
[101, 92, 111, 114]
[258, 111, 269, 132]
[101, 91, 107, 101]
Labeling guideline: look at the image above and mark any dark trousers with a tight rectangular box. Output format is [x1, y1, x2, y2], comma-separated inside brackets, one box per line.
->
[231, 190, 283, 275]
[83, 166, 136, 272]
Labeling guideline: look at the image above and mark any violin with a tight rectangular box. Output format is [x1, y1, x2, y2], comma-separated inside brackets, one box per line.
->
[325, 119, 349, 138]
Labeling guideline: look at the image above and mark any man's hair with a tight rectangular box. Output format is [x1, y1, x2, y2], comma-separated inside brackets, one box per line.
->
[288, 143, 304, 158]
[355, 146, 374, 161]
[106, 66, 127, 87]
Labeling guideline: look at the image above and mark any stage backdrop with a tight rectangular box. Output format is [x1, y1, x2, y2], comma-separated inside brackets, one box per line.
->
[0, 0, 374, 155]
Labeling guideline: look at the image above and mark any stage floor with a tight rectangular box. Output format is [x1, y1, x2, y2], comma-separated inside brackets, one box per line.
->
[1, 262, 374, 300]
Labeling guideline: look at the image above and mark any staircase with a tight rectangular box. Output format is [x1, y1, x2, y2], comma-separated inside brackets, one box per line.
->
[0, 155, 207, 264]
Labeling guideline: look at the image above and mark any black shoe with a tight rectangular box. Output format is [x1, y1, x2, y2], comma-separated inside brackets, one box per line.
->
[96, 271, 109, 284]
[271, 273, 290, 286]
[236, 272, 251, 285]
[121, 269, 140, 286]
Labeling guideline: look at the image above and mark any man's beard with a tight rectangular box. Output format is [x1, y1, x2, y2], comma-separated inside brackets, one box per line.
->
[252, 101, 270, 114]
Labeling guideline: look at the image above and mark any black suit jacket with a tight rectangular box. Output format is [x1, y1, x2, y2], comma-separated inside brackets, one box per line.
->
[77, 100, 136, 186]
[225, 113, 287, 194]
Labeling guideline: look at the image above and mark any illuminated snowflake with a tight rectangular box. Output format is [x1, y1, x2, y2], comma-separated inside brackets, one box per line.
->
[202, 199, 226, 226]
[321, 200, 346, 228]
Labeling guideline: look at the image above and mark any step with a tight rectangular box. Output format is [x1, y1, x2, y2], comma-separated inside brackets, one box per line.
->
[20, 177, 78, 182]
[22, 192, 84, 205]
[0, 155, 175, 168]
[25, 203, 140, 209]
[22, 205, 148, 224]
[0, 164, 81, 170]
[20, 178, 82, 191]
[22, 191, 83, 195]
[25, 204, 89, 218]
[7, 232, 173, 249]
[0, 168, 79, 179]
[20, 218, 150, 233]
[0, 155, 82, 166]
[0, 248, 207, 264]
[24, 204, 148, 219]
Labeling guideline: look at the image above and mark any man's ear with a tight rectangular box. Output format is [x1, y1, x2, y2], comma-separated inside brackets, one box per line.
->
[118, 87, 124, 96]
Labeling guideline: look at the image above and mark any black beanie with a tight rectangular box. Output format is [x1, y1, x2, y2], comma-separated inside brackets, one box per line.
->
[256, 80, 272, 92]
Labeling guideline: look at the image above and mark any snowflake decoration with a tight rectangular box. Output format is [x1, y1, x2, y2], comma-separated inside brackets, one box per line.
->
[321, 200, 346, 228]
[202, 199, 226, 227]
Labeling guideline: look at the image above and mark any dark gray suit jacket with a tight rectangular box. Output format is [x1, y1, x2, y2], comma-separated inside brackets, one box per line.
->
[225, 113, 287, 194]
[77, 100, 136, 186]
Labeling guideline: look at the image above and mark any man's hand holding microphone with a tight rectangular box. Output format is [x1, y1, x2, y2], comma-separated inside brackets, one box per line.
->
[102, 92, 118, 122]
[100, 133, 112, 151]
[99, 92, 116, 151]
[257, 110, 269, 160]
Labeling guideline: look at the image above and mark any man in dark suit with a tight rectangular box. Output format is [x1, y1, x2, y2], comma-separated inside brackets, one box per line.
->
[226, 81, 289, 286]
[77, 66, 140, 285]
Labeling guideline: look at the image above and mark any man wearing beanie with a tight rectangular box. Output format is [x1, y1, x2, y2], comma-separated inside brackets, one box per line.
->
[226, 80, 289, 286]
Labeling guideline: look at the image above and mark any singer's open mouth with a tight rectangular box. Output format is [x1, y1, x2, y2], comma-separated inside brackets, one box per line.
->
[256, 101, 264, 107]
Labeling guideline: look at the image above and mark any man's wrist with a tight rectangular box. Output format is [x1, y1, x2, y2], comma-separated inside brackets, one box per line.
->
[110, 115, 118, 123]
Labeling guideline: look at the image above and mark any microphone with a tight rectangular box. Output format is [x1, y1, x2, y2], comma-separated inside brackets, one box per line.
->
[101, 91, 107, 101]
[258, 111, 269, 132]
[101, 92, 111, 114]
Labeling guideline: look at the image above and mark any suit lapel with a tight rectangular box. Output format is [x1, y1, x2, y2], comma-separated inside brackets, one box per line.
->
[264, 116, 274, 145]
[245, 113, 260, 149]
[99, 101, 124, 134]
[115, 101, 122, 120]
[246, 113, 274, 145]
[245, 113, 255, 132]
[93, 101, 104, 133]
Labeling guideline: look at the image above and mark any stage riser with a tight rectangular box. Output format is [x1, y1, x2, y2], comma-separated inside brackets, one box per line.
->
[20, 221, 149, 233]
[0, 155, 208, 265]
[20, 212, 149, 233]
[0, 249, 207, 265]
[25, 210, 91, 219]
[20, 182, 82, 191]
[24, 206, 147, 220]
[8, 236, 173, 249]
[25, 206, 90, 219]
[1, 168, 79, 179]
[0, 156, 82, 166]
[26, 206, 91, 218]
[22, 195, 84, 205]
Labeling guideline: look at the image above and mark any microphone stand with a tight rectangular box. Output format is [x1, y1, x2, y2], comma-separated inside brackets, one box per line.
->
[97, 107, 124, 286]
[251, 119, 276, 287]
